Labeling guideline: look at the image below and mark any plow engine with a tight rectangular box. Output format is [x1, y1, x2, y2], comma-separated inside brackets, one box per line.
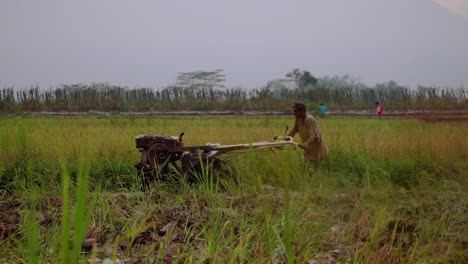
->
[135, 132, 298, 180]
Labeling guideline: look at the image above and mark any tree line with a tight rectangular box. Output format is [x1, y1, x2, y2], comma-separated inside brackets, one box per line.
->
[0, 71, 466, 113]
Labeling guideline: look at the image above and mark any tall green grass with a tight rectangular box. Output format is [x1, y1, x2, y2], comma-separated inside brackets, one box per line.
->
[0, 116, 466, 262]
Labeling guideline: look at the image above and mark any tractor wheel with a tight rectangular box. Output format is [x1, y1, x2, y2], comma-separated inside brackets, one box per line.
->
[146, 143, 172, 176]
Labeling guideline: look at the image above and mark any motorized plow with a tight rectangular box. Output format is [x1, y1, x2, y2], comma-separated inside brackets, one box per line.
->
[135, 132, 298, 180]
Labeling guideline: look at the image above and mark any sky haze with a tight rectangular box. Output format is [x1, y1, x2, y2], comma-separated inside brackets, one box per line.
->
[1, 0, 467, 89]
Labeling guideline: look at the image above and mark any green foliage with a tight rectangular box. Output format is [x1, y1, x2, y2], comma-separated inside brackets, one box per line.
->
[0, 116, 466, 262]
[25, 211, 40, 264]
[60, 159, 96, 263]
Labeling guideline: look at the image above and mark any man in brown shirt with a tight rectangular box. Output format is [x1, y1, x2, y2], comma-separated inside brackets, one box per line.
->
[287, 102, 328, 170]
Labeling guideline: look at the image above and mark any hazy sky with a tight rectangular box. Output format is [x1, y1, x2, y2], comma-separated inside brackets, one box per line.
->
[1, 0, 467, 89]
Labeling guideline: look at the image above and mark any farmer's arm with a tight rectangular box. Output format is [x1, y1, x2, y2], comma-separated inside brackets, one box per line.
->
[287, 119, 298, 137]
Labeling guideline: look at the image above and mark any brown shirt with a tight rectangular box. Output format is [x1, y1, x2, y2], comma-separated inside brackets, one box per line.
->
[291, 114, 328, 160]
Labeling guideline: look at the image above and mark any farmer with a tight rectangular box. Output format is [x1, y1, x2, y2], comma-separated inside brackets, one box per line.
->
[318, 103, 328, 118]
[375, 101, 384, 119]
[287, 102, 328, 171]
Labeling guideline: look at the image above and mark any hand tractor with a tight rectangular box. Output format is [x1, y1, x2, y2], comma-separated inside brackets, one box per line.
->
[135, 132, 298, 180]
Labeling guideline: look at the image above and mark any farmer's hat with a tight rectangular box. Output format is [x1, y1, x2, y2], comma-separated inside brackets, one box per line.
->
[292, 101, 306, 111]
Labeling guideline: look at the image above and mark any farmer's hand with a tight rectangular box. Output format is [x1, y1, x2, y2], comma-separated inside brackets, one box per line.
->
[300, 143, 308, 150]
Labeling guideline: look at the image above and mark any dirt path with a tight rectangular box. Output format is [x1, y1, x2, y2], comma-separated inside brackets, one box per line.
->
[4, 110, 468, 121]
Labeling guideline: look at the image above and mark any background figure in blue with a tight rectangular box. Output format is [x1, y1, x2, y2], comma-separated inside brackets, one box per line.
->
[318, 103, 328, 118]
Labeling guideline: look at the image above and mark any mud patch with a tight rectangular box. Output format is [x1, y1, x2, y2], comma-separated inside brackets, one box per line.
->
[413, 115, 468, 123]
[0, 197, 22, 239]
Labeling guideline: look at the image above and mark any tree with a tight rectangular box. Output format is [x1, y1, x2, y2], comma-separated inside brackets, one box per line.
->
[175, 69, 226, 89]
[286, 68, 318, 89]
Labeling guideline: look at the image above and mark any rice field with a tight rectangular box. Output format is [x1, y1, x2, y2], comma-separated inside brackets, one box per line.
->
[0, 116, 467, 263]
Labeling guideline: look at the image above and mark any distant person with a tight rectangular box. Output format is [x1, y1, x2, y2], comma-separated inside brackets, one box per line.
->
[287, 102, 328, 172]
[375, 101, 384, 119]
[318, 103, 328, 118]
